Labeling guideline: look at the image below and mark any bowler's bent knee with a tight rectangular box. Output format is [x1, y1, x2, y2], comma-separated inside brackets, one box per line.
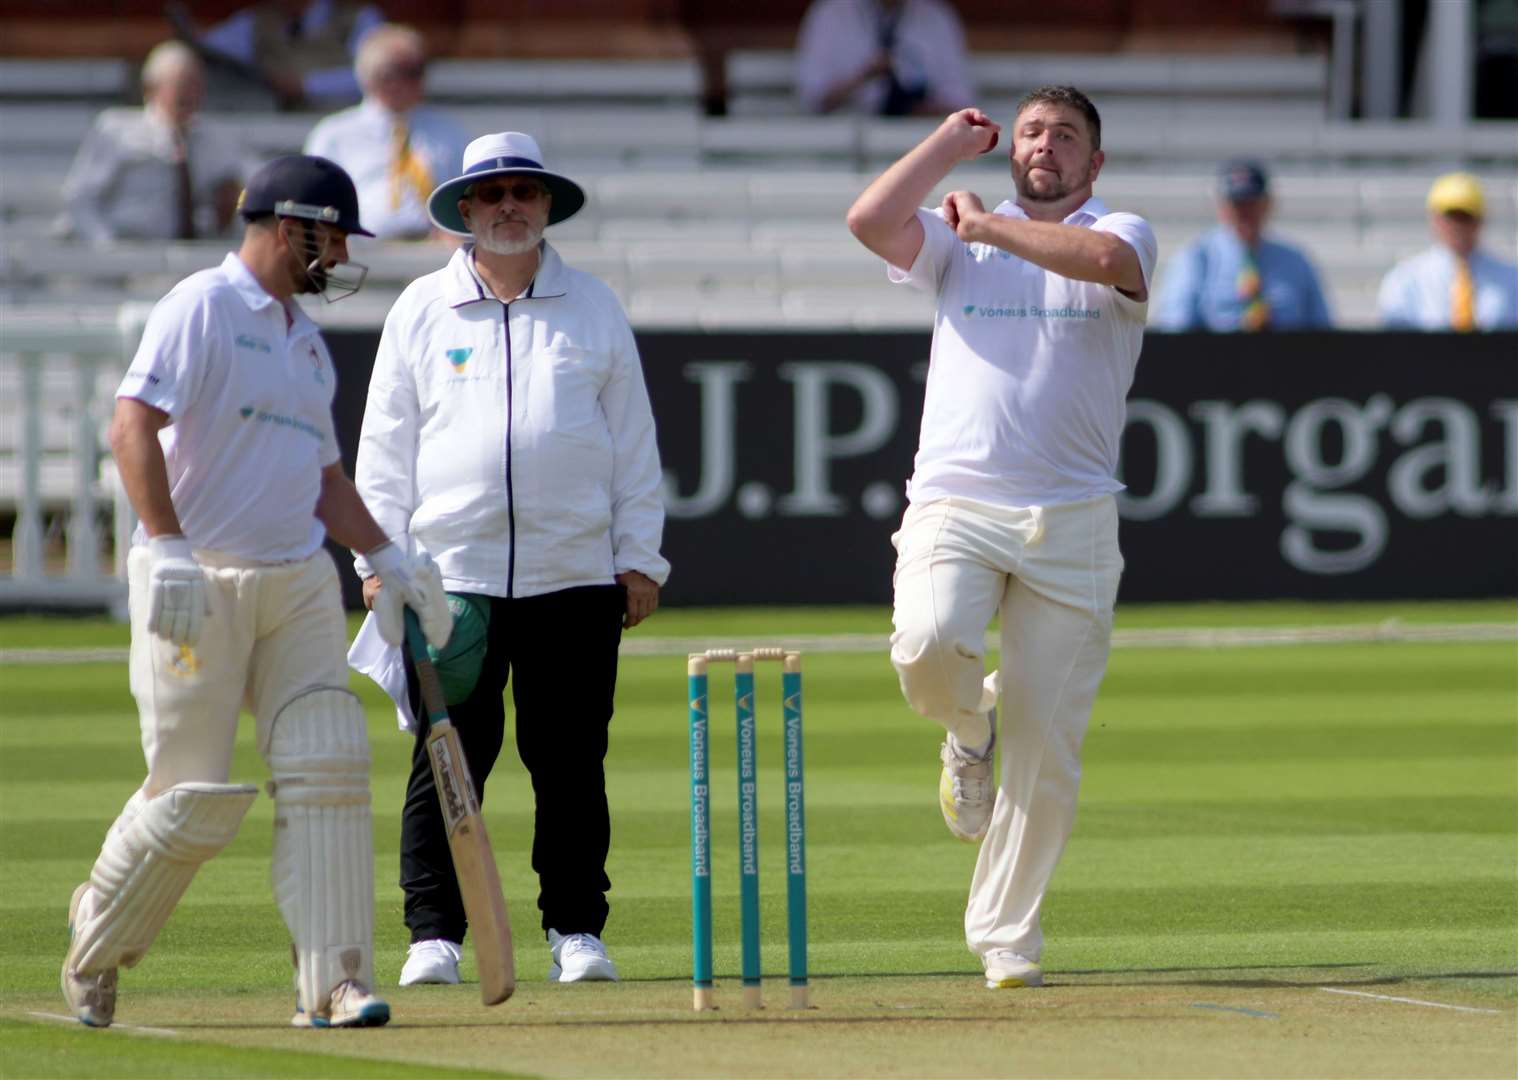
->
[890, 624, 992, 744]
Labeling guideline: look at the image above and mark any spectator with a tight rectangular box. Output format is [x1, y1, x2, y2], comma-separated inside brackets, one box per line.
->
[796, 0, 973, 116]
[1377, 173, 1518, 331]
[199, 0, 383, 110]
[60, 41, 247, 247]
[304, 24, 469, 242]
[1152, 160, 1332, 331]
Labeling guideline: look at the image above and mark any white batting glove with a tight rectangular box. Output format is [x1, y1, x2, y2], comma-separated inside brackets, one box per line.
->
[145, 535, 209, 646]
[366, 539, 452, 650]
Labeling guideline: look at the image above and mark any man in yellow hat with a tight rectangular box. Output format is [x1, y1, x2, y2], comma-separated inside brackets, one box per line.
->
[1377, 172, 1517, 330]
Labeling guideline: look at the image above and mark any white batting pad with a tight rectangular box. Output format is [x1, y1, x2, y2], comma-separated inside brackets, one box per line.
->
[72, 782, 257, 974]
[268, 686, 374, 1016]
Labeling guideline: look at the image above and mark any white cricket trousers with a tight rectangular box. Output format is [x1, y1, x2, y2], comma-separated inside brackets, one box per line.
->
[125, 546, 349, 797]
[889, 494, 1123, 963]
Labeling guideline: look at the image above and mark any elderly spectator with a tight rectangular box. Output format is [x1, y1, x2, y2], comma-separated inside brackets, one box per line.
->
[304, 24, 469, 242]
[200, 0, 382, 110]
[796, 0, 973, 116]
[1378, 173, 1518, 331]
[60, 42, 247, 246]
[1152, 160, 1332, 332]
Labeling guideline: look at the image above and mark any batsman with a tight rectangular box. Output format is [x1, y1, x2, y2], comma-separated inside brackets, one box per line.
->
[61, 155, 453, 1029]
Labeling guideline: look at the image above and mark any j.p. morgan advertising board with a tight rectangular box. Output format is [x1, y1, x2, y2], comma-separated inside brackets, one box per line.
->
[327, 331, 1517, 606]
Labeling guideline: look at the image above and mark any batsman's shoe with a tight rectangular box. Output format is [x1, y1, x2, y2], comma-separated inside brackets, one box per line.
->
[547, 930, 619, 983]
[983, 950, 1042, 989]
[939, 730, 995, 842]
[292, 980, 391, 1028]
[62, 883, 117, 1028]
[399, 938, 462, 986]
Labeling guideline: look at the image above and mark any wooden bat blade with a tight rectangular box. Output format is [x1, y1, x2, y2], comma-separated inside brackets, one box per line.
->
[426, 721, 515, 1005]
[405, 607, 515, 1006]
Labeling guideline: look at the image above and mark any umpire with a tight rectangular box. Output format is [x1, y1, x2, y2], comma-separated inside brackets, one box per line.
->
[349, 132, 669, 987]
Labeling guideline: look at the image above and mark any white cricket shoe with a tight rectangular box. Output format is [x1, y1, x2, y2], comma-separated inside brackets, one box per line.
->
[939, 728, 995, 842]
[547, 930, 619, 983]
[61, 883, 117, 1028]
[398, 938, 462, 986]
[983, 950, 1043, 989]
[291, 980, 391, 1028]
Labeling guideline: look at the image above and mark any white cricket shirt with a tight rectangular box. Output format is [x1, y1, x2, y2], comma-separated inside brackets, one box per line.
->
[117, 253, 342, 561]
[889, 196, 1158, 507]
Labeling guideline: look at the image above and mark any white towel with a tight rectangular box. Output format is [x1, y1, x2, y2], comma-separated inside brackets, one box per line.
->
[347, 610, 419, 732]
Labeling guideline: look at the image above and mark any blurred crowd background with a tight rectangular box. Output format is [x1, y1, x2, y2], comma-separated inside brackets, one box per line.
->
[1, 0, 1515, 608]
[2, 0, 1514, 333]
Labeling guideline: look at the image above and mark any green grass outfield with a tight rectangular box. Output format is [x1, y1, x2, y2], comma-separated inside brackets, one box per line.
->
[1, 600, 1515, 1078]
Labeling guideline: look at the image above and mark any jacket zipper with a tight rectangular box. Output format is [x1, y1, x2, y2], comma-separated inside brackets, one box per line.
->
[502, 301, 516, 598]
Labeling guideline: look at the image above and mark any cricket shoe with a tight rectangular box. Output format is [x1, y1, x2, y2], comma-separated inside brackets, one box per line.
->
[547, 930, 619, 982]
[291, 980, 391, 1028]
[983, 950, 1042, 989]
[399, 938, 462, 986]
[62, 883, 117, 1028]
[939, 727, 995, 842]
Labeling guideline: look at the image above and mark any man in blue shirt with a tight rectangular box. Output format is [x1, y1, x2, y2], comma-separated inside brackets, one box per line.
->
[1153, 160, 1332, 332]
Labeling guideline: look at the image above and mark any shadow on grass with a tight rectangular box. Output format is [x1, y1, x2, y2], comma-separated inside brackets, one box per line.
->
[1052, 964, 1518, 990]
[49, 967, 1516, 1034]
[140, 1014, 1226, 1031]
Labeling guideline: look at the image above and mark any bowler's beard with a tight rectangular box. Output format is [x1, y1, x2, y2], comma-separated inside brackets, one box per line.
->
[1013, 158, 1093, 204]
[473, 221, 543, 255]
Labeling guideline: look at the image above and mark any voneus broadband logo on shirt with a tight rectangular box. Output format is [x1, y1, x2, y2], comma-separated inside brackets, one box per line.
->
[445, 348, 473, 372]
[237, 404, 325, 442]
[961, 303, 1101, 320]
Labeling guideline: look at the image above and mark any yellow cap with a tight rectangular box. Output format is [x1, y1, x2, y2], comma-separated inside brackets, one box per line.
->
[1426, 172, 1485, 218]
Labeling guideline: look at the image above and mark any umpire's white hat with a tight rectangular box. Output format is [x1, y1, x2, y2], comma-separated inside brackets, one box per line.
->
[426, 132, 586, 235]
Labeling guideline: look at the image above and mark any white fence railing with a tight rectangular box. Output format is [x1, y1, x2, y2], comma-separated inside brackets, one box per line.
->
[0, 312, 139, 614]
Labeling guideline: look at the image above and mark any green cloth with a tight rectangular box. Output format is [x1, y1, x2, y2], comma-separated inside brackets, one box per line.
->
[427, 592, 490, 704]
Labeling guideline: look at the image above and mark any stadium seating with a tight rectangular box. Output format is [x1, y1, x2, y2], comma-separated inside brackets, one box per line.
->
[4, 39, 1516, 610]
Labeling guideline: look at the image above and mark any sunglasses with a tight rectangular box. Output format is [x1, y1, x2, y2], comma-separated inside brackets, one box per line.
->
[380, 62, 426, 81]
[470, 180, 548, 205]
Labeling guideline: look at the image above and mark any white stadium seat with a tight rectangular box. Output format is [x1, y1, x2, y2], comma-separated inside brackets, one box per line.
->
[0, 58, 130, 100]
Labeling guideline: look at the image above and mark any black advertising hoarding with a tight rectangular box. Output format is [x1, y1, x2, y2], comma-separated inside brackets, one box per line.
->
[326, 331, 1518, 607]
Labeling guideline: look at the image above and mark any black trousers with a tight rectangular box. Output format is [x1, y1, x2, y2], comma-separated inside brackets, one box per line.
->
[399, 584, 624, 944]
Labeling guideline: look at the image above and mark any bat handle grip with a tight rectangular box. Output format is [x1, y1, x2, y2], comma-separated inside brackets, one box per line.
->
[402, 607, 449, 729]
[401, 606, 428, 662]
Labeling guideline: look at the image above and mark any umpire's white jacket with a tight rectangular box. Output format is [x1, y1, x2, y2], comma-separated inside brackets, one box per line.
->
[354, 243, 670, 598]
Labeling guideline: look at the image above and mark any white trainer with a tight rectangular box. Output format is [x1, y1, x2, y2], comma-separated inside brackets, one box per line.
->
[398, 938, 462, 986]
[983, 950, 1043, 989]
[547, 930, 619, 983]
[939, 727, 995, 842]
[61, 883, 117, 1028]
[292, 979, 391, 1028]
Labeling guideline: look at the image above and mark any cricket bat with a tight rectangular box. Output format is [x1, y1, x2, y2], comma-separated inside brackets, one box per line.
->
[403, 608, 515, 1005]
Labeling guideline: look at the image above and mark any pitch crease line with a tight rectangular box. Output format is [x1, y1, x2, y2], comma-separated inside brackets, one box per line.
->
[27, 1010, 180, 1035]
[1319, 988, 1501, 1015]
[1191, 1003, 1279, 1019]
